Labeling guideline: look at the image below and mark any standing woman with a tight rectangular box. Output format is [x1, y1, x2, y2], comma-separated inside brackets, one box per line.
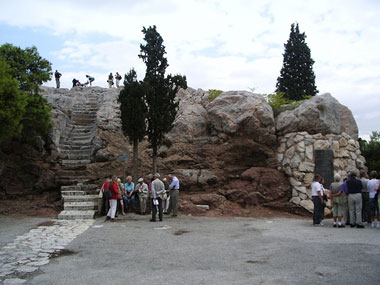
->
[312, 174, 324, 226]
[117, 178, 125, 216]
[107, 176, 119, 222]
[329, 174, 345, 228]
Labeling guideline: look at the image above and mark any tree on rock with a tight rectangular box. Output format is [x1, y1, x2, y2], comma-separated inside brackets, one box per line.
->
[118, 68, 146, 178]
[0, 59, 27, 142]
[139, 25, 187, 173]
[0, 43, 52, 143]
[276, 23, 318, 101]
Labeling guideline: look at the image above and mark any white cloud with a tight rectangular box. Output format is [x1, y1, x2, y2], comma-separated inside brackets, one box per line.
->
[1, 0, 380, 137]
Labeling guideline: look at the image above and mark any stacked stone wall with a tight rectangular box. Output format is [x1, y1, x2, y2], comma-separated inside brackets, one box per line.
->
[277, 131, 366, 212]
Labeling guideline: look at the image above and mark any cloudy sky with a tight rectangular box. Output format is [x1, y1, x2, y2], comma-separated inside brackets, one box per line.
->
[1, 0, 379, 139]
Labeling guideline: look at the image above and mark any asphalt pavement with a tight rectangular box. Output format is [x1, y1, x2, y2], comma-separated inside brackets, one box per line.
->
[1, 214, 380, 285]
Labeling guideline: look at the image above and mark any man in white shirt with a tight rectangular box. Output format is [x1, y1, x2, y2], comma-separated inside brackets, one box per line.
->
[167, 174, 180, 217]
[311, 174, 324, 226]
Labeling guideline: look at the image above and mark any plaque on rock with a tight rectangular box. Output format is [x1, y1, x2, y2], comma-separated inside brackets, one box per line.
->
[314, 149, 334, 189]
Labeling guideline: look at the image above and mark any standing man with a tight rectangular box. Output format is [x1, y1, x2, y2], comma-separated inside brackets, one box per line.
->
[346, 171, 364, 228]
[167, 174, 180, 217]
[360, 172, 370, 224]
[150, 173, 165, 222]
[136, 178, 149, 215]
[55, 70, 62, 88]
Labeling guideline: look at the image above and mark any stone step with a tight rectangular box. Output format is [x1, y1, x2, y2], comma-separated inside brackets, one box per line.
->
[69, 134, 94, 140]
[60, 149, 92, 156]
[58, 210, 96, 220]
[72, 119, 97, 126]
[57, 169, 88, 176]
[57, 179, 90, 186]
[67, 155, 91, 160]
[61, 164, 88, 171]
[72, 111, 97, 115]
[59, 145, 93, 151]
[63, 195, 98, 203]
[62, 190, 86, 196]
[64, 202, 98, 211]
[71, 129, 94, 135]
[61, 159, 91, 165]
[60, 140, 92, 146]
[61, 185, 82, 191]
[66, 123, 96, 129]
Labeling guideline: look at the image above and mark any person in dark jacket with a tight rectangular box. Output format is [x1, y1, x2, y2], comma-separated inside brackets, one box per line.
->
[55, 70, 62, 88]
[346, 171, 364, 228]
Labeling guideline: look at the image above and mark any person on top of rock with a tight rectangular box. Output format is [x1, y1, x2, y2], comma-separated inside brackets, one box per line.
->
[55, 70, 62, 88]
[346, 171, 364, 228]
[312, 174, 324, 226]
[150, 173, 165, 222]
[329, 174, 345, 228]
[136, 178, 149, 215]
[115, 72, 122, 88]
[106, 175, 119, 222]
[72, 78, 79, 88]
[123, 176, 135, 213]
[166, 174, 180, 217]
[86, 75, 95, 86]
[107, 73, 114, 88]
[367, 170, 379, 228]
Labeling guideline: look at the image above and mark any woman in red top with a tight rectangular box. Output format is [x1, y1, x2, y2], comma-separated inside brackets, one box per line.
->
[107, 176, 119, 221]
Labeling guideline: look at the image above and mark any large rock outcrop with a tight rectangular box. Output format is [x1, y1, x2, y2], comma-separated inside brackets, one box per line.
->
[0, 86, 366, 216]
[276, 93, 358, 139]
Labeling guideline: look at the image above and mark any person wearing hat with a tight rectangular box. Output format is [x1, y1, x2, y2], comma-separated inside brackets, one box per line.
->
[117, 178, 125, 216]
[136, 178, 149, 215]
[150, 173, 165, 222]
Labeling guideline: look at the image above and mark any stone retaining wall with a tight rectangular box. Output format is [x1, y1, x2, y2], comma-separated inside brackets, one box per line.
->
[277, 131, 367, 212]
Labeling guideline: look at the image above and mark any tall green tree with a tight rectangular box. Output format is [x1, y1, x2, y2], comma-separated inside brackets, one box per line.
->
[118, 68, 147, 178]
[0, 43, 53, 142]
[359, 131, 380, 173]
[0, 43, 52, 95]
[276, 23, 318, 101]
[139, 25, 187, 173]
[0, 60, 27, 142]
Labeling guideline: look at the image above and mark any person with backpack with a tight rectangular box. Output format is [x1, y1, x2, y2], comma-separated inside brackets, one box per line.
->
[106, 175, 119, 222]
[55, 70, 62, 88]
[115, 72, 122, 88]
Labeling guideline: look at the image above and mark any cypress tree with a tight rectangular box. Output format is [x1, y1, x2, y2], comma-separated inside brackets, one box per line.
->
[139, 26, 187, 173]
[276, 23, 318, 101]
[118, 68, 146, 178]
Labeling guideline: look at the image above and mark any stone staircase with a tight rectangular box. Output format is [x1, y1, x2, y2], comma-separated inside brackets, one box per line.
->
[57, 93, 100, 219]
[58, 184, 99, 219]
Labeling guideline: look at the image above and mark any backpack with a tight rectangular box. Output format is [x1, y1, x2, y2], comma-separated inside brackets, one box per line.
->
[104, 182, 112, 199]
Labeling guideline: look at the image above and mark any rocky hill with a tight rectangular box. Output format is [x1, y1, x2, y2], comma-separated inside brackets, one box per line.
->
[0, 86, 366, 215]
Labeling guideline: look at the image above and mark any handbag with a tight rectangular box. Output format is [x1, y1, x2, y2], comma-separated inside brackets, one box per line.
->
[104, 182, 112, 199]
[163, 192, 168, 200]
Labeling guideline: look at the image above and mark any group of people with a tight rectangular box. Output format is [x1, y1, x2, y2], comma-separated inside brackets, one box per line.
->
[312, 170, 379, 228]
[54, 69, 123, 89]
[100, 173, 180, 222]
[107, 72, 122, 88]
[71, 75, 95, 88]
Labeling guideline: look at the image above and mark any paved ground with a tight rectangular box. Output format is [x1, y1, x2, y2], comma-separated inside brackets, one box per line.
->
[1, 214, 380, 284]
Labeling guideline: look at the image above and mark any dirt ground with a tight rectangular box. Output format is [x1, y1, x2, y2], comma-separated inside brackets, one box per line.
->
[0, 196, 308, 220]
